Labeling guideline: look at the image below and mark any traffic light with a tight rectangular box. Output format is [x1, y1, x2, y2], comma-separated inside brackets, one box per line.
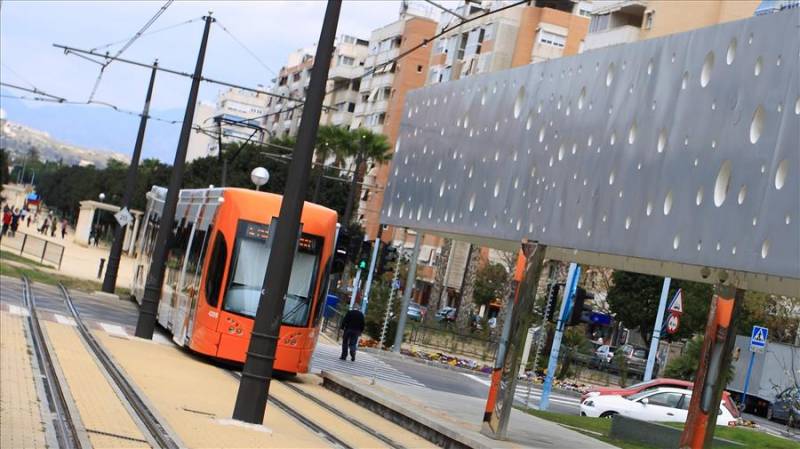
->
[378, 244, 398, 274]
[568, 286, 594, 326]
[544, 282, 561, 322]
[332, 230, 350, 273]
[358, 240, 372, 270]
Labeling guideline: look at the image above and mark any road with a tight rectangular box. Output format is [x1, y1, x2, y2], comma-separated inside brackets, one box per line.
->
[1, 275, 796, 442]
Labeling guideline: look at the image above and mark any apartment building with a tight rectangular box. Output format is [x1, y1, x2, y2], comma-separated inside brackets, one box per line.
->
[583, 0, 760, 51]
[359, 1, 591, 310]
[352, 13, 438, 237]
[263, 35, 369, 138]
[185, 101, 215, 162]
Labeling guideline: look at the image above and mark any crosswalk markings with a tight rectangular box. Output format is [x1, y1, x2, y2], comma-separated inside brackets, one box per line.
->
[8, 305, 29, 317]
[310, 343, 425, 387]
[54, 314, 77, 326]
[99, 322, 129, 338]
[461, 373, 581, 406]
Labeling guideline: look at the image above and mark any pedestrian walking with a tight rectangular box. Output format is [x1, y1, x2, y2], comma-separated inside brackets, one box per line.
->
[61, 219, 68, 239]
[50, 219, 56, 237]
[40, 218, 49, 235]
[1, 206, 11, 238]
[10, 208, 20, 237]
[339, 306, 365, 361]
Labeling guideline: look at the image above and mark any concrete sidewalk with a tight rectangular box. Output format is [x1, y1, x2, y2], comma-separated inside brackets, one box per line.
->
[322, 371, 619, 449]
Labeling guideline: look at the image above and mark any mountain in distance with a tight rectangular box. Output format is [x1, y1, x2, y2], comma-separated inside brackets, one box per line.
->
[0, 115, 130, 168]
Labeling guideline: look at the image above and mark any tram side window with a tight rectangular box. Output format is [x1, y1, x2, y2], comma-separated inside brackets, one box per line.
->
[204, 232, 227, 307]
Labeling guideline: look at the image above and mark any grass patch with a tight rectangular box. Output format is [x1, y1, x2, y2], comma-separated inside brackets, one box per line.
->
[523, 408, 800, 449]
[0, 260, 130, 296]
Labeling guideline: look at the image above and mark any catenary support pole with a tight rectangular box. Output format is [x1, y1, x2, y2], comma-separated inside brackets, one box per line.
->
[393, 232, 421, 353]
[540, 262, 580, 411]
[232, 0, 340, 425]
[644, 276, 671, 381]
[361, 226, 383, 314]
[135, 14, 213, 339]
[379, 228, 405, 349]
[349, 268, 362, 308]
[102, 62, 158, 293]
[740, 350, 756, 409]
[679, 284, 744, 449]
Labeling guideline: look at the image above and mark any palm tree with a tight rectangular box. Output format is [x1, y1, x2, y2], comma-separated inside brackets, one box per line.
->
[339, 127, 391, 226]
[312, 125, 348, 202]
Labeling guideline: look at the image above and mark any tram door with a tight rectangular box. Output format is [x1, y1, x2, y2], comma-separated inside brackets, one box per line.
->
[173, 197, 214, 346]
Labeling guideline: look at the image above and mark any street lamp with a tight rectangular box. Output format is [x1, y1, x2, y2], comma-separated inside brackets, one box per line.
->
[250, 167, 269, 191]
[93, 192, 105, 244]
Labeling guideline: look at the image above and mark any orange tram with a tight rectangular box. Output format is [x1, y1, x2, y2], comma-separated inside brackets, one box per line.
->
[131, 186, 339, 374]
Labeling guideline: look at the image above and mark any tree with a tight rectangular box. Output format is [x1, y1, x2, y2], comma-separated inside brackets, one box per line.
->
[606, 271, 712, 346]
[737, 292, 800, 344]
[338, 127, 391, 225]
[473, 262, 508, 308]
[0, 148, 9, 185]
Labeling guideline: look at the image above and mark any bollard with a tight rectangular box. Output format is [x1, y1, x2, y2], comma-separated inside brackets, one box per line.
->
[97, 258, 106, 279]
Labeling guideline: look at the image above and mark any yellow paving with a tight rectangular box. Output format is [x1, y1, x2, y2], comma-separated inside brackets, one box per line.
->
[0, 311, 49, 449]
[96, 332, 331, 448]
[44, 322, 150, 449]
[275, 377, 438, 449]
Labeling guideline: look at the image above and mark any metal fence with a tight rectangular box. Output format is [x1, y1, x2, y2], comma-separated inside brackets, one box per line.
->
[1, 231, 65, 270]
[407, 324, 498, 361]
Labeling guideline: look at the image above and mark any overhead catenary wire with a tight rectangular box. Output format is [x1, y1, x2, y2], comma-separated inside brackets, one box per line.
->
[89, 16, 202, 53]
[86, 0, 174, 102]
[214, 19, 278, 78]
[1, 62, 37, 88]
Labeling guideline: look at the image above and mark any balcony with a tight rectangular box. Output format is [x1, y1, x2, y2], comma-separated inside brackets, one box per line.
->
[584, 25, 641, 51]
[328, 64, 363, 81]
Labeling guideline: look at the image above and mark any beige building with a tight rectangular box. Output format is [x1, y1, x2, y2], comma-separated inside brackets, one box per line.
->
[360, 0, 592, 307]
[186, 101, 215, 162]
[584, 0, 759, 51]
[263, 34, 369, 138]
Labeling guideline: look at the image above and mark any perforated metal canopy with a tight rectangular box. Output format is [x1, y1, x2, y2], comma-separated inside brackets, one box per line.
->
[381, 11, 799, 295]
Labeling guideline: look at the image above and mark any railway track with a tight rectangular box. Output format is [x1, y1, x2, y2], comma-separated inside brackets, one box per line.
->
[227, 371, 407, 449]
[21, 277, 180, 449]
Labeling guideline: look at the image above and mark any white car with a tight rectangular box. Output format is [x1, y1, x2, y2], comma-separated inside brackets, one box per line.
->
[580, 387, 737, 426]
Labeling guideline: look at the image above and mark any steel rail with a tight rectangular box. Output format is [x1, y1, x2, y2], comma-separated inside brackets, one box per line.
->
[280, 380, 408, 449]
[227, 371, 354, 449]
[20, 276, 83, 449]
[56, 283, 179, 449]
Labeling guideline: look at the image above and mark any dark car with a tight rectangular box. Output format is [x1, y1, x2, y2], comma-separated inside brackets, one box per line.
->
[435, 306, 457, 322]
[768, 386, 799, 426]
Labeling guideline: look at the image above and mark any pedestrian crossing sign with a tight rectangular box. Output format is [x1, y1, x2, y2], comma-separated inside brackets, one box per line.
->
[750, 326, 768, 353]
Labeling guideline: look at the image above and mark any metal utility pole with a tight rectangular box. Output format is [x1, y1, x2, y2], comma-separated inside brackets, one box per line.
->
[539, 262, 579, 411]
[644, 277, 671, 381]
[102, 62, 158, 294]
[232, 0, 341, 425]
[379, 227, 405, 349]
[349, 267, 362, 308]
[360, 225, 383, 314]
[217, 116, 226, 187]
[134, 14, 214, 339]
[393, 232, 421, 353]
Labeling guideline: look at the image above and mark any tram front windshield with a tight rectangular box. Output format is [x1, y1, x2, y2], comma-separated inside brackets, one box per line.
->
[223, 221, 320, 326]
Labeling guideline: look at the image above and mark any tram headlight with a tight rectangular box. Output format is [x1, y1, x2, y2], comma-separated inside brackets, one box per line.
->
[228, 326, 235, 333]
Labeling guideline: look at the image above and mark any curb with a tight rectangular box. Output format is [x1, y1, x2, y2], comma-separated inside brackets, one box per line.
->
[92, 291, 125, 301]
[321, 371, 486, 449]
[361, 347, 584, 399]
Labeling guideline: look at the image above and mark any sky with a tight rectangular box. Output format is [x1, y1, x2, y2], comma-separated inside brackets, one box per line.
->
[0, 0, 450, 161]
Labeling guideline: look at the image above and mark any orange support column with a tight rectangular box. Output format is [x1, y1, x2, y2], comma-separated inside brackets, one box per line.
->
[482, 241, 546, 439]
[679, 284, 744, 449]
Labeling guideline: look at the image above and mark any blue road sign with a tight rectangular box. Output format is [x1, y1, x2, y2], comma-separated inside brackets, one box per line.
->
[750, 326, 768, 352]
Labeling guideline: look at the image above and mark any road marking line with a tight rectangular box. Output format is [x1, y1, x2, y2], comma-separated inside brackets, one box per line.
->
[8, 305, 29, 317]
[99, 323, 128, 338]
[54, 314, 77, 326]
[462, 373, 580, 404]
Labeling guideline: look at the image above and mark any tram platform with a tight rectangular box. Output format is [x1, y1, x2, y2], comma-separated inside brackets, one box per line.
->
[321, 371, 619, 449]
[0, 311, 52, 449]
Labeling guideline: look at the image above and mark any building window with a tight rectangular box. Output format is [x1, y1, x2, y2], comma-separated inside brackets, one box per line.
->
[644, 10, 655, 29]
[589, 13, 610, 33]
[417, 64, 423, 73]
[538, 30, 566, 48]
[456, 32, 469, 60]
[338, 55, 355, 66]
[579, 8, 592, 18]
[347, 102, 355, 113]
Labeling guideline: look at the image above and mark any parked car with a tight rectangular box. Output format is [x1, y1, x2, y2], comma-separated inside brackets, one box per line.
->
[580, 387, 738, 426]
[407, 302, 424, 321]
[618, 344, 649, 363]
[435, 306, 457, 322]
[768, 386, 799, 426]
[593, 344, 615, 364]
[581, 378, 740, 419]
